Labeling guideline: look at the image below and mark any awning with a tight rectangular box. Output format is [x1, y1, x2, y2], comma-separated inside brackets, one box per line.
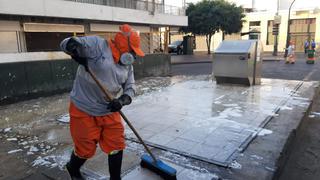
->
[23, 23, 84, 33]
[90, 23, 150, 33]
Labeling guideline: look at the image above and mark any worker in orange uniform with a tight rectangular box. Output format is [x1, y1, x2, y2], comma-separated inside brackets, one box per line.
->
[286, 41, 295, 64]
[60, 24, 144, 180]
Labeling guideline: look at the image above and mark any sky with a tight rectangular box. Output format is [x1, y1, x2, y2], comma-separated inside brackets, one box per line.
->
[165, 0, 320, 11]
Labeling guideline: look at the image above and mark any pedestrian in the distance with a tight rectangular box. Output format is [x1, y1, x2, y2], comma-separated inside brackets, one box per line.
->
[60, 24, 145, 180]
[286, 41, 295, 64]
[304, 39, 309, 54]
[311, 39, 316, 50]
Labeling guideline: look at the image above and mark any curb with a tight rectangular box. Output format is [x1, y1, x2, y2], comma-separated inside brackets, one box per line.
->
[171, 61, 212, 65]
[263, 57, 284, 61]
[171, 59, 287, 64]
[272, 85, 320, 179]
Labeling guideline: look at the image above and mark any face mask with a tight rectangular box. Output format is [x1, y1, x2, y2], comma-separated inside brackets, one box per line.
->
[120, 52, 135, 65]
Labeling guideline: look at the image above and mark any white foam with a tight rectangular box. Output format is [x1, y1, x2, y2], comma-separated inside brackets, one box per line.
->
[4, 128, 12, 132]
[8, 149, 23, 154]
[29, 146, 39, 152]
[56, 114, 70, 123]
[229, 160, 242, 169]
[257, 129, 273, 136]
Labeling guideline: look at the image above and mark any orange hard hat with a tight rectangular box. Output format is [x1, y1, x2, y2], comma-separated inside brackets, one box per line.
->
[114, 24, 145, 57]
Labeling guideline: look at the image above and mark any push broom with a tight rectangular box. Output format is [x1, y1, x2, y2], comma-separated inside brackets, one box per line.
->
[86, 68, 177, 180]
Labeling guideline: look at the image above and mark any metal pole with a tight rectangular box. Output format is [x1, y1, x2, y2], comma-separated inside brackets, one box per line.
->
[272, 0, 280, 56]
[152, 0, 155, 15]
[284, 0, 296, 57]
[307, 13, 311, 48]
[273, 28, 279, 56]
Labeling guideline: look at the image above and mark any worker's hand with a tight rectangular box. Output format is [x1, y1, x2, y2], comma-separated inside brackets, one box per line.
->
[71, 55, 88, 71]
[108, 99, 122, 112]
[66, 37, 82, 55]
[118, 94, 132, 106]
[66, 37, 88, 71]
[108, 94, 132, 112]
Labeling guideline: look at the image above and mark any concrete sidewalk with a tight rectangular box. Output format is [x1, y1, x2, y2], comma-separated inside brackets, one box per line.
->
[0, 75, 318, 180]
[171, 54, 212, 64]
[171, 52, 311, 64]
[171, 53, 280, 64]
[262, 52, 308, 61]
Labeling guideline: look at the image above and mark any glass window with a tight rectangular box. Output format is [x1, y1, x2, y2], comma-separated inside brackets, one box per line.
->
[25, 32, 75, 52]
[249, 21, 261, 26]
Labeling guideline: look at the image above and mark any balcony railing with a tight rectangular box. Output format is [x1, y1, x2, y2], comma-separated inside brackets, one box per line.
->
[65, 0, 185, 16]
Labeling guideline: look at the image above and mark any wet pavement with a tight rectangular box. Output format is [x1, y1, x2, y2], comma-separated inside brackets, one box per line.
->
[123, 76, 314, 166]
[0, 75, 318, 180]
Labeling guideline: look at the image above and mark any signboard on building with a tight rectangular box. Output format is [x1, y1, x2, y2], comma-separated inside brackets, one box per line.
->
[274, 15, 282, 24]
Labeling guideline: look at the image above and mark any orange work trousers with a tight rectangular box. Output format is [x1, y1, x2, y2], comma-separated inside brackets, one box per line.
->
[69, 102, 125, 159]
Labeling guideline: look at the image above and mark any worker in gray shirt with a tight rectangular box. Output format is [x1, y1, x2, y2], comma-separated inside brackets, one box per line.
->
[60, 24, 144, 180]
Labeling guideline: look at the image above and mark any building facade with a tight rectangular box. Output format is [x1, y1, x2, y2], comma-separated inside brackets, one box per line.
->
[241, 8, 319, 53]
[171, 8, 319, 53]
[0, 0, 188, 61]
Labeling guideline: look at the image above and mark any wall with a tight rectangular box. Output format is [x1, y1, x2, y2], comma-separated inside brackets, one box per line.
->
[1, 20, 154, 53]
[0, 0, 188, 27]
[0, 53, 171, 105]
[0, 32, 19, 53]
[208, 9, 320, 53]
[0, 20, 25, 53]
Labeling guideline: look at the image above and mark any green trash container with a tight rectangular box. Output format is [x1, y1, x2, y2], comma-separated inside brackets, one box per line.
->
[183, 36, 194, 55]
[306, 49, 316, 64]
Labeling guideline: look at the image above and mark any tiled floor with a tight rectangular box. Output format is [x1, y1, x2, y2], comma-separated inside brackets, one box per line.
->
[122, 160, 218, 180]
[123, 78, 313, 166]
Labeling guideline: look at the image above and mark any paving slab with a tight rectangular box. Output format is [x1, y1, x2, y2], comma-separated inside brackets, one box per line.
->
[122, 77, 316, 166]
[123, 160, 218, 180]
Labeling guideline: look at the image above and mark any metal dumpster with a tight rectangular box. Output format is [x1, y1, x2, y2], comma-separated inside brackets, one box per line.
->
[212, 40, 262, 86]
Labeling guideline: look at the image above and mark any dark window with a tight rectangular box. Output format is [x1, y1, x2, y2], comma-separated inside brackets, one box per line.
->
[249, 21, 261, 26]
[25, 32, 74, 52]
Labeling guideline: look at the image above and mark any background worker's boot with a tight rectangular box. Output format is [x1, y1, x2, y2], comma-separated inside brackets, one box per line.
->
[66, 152, 87, 180]
[108, 150, 123, 180]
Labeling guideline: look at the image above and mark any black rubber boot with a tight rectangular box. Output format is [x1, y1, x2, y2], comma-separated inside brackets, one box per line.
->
[66, 151, 87, 180]
[108, 150, 123, 180]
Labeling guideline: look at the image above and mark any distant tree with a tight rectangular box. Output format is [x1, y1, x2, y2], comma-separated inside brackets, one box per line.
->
[181, 0, 245, 54]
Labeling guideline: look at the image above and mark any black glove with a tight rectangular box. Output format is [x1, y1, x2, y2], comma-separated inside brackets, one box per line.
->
[71, 55, 88, 71]
[66, 38, 88, 71]
[108, 94, 132, 112]
[66, 37, 82, 55]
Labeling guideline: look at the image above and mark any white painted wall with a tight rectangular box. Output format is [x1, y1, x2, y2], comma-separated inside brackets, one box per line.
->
[0, 52, 70, 63]
[0, 32, 19, 53]
[0, 21, 21, 53]
[0, 0, 188, 26]
[90, 24, 150, 33]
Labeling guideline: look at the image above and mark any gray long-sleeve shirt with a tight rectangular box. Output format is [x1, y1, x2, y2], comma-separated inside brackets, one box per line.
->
[60, 36, 135, 116]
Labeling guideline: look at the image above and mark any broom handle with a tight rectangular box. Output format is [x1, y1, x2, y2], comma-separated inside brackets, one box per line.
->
[87, 69, 158, 162]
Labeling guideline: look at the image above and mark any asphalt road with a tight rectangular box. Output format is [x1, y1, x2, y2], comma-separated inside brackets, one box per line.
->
[171, 55, 320, 81]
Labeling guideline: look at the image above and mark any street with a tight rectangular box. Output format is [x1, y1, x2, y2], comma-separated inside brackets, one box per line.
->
[171, 54, 320, 81]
